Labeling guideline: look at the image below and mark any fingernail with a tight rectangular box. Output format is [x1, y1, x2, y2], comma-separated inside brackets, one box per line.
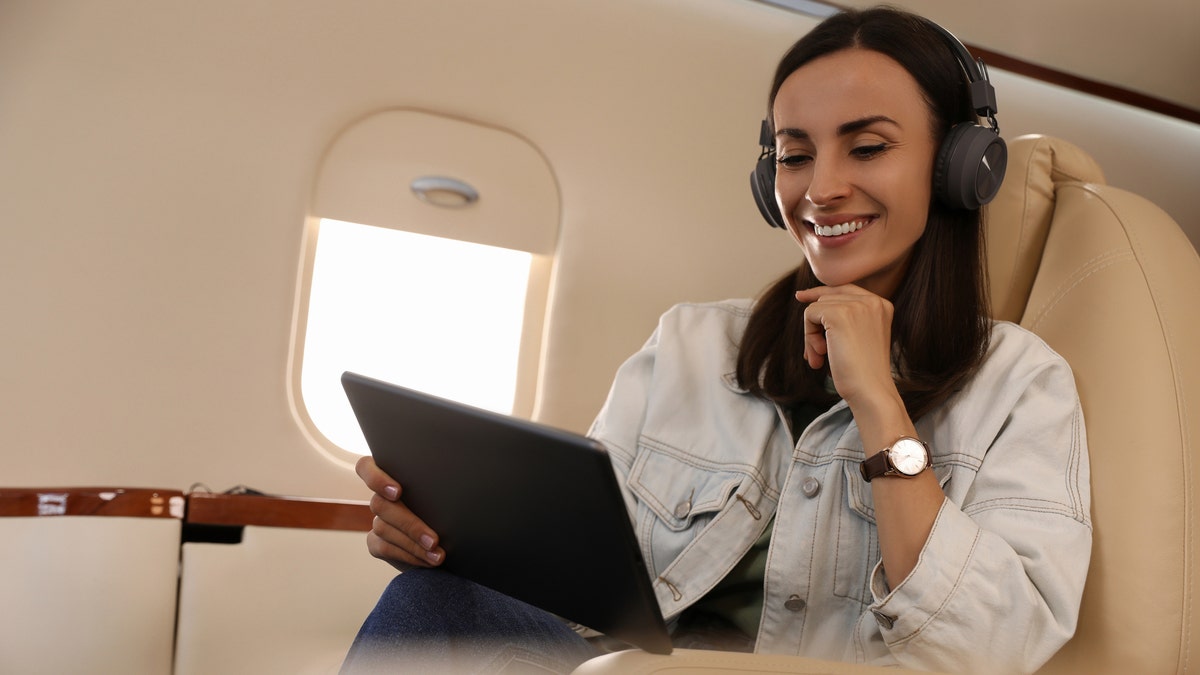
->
[425, 550, 442, 564]
[383, 485, 398, 501]
[420, 534, 435, 550]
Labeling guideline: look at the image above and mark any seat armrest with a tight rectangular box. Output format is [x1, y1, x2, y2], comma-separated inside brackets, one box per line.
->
[573, 649, 943, 674]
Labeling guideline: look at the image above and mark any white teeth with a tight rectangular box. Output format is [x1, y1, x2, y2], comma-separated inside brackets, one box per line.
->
[814, 220, 866, 237]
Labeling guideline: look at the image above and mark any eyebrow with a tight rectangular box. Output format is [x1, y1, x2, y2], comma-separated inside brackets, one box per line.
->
[776, 115, 900, 141]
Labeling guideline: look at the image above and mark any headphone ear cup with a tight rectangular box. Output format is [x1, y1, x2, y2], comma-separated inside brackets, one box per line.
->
[934, 123, 1008, 210]
[751, 155, 787, 229]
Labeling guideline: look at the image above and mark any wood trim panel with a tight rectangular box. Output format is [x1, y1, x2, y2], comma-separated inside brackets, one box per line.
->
[0, 488, 373, 531]
[970, 46, 1200, 126]
[185, 492, 373, 532]
[783, 1, 1199, 124]
[0, 487, 185, 519]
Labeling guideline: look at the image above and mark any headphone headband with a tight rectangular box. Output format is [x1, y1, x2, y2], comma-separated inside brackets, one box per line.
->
[921, 19, 1000, 130]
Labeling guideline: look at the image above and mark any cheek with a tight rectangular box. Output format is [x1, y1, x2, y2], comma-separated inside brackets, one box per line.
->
[786, 222, 809, 251]
[873, 160, 932, 226]
[777, 179, 812, 243]
[904, 150, 937, 208]
[897, 175, 933, 228]
[774, 171, 809, 212]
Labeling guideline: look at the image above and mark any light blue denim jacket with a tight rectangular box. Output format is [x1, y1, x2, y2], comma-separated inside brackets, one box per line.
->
[588, 300, 1091, 674]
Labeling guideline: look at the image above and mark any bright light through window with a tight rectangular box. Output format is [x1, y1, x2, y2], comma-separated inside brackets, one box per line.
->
[300, 218, 532, 455]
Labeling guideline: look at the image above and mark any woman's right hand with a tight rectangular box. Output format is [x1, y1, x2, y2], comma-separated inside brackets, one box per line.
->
[355, 455, 445, 569]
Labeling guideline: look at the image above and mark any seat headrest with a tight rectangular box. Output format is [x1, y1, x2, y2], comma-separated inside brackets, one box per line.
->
[984, 134, 1106, 322]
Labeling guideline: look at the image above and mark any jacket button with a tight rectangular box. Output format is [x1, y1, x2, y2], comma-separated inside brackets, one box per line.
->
[784, 595, 806, 612]
[871, 609, 896, 629]
[801, 477, 820, 497]
[674, 500, 691, 519]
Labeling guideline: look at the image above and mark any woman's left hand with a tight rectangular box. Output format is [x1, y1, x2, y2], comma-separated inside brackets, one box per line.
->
[794, 284, 898, 410]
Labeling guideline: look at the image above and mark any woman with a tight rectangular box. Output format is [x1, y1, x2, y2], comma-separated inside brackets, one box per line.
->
[345, 7, 1091, 674]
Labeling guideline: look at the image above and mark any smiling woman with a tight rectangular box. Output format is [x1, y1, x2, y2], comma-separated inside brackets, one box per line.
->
[741, 12, 994, 425]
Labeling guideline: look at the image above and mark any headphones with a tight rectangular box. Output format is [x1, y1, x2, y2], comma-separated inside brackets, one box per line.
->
[750, 18, 1008, 230]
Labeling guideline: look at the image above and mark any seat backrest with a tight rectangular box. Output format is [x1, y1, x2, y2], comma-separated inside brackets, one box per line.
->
[984, 135, 1200, 673]
[173, 492, 395, 675]
[985, 135, 1106, 323]
[0, 488, 184, 675]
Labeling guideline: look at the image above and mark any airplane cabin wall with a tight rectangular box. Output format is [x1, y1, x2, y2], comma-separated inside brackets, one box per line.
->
[2, 0, 1198, 501]
[0, 0, 817, 498]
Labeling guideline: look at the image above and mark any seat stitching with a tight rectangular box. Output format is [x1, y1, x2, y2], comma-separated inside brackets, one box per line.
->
[1026, 250, 1134, 331]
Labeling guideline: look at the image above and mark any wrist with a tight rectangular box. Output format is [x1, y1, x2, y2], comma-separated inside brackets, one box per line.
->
[849, 389, 912, 454]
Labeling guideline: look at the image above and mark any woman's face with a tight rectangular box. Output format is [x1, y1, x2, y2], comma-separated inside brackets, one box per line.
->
[772, 48, 939, 299]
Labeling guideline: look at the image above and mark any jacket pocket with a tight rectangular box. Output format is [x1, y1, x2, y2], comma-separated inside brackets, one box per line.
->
[627, 438, 753, 574]
[629, 438, 750, 531]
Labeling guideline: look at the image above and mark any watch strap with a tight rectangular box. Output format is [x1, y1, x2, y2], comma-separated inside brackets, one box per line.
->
[860, 451, 891, 482]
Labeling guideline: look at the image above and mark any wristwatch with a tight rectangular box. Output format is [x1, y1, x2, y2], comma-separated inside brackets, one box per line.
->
[860, 436, 930, 482]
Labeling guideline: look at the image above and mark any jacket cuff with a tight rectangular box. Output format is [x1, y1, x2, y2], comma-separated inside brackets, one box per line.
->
[867, 497, 980, 637]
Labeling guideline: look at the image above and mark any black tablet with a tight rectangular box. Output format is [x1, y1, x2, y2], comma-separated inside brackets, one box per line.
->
[341, 371, 672, 655]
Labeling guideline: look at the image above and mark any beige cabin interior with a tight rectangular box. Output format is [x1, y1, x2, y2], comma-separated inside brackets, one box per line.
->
[3, 1, 1199, 673]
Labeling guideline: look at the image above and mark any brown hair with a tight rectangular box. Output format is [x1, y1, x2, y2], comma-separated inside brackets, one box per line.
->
[736, 7, 991, 421]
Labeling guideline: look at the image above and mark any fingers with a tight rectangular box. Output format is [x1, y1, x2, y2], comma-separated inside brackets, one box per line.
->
[368, 493, 445, 567]
[793, 285, 896, 399]
[356, 455, 399, 501]
[795, 285, 893, 336]
[802, 311, 828, 370]
[366, 529, 442, 570]
[356, 455, 444, 567]
[795, 287, 834, 370]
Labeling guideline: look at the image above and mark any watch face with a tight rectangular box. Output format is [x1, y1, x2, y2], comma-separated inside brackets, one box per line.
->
[890, 439, 928, 476]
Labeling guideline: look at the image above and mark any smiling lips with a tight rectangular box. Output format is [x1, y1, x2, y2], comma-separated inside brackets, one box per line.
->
[810, 217, 872, 237]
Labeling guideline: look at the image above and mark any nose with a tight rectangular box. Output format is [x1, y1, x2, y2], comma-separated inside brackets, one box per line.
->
[804, 156, 851, 206]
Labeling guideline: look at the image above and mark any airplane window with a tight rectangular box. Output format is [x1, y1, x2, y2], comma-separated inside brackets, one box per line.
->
[292, 109, 558, 461]
[300, 218, 532, 455]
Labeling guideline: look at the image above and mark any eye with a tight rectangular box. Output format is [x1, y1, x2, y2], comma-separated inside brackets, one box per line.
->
[776, 153, 812, 168]
[851, 143, 887, 159]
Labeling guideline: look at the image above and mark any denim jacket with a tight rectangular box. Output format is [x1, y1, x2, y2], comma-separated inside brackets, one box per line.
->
[588, 300, 1091, 674]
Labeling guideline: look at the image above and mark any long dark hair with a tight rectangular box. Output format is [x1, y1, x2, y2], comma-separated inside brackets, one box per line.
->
[736, 7, 992, 421]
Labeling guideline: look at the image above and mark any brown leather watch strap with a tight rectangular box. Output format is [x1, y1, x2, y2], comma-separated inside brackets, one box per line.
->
[860, 452, 891, 482]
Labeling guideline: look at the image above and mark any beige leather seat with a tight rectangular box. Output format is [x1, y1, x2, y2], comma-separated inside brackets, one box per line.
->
[575, 135, 1200, 674]
[0, 488, 185, 675]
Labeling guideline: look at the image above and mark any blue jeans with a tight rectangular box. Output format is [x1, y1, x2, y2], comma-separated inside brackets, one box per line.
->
[341, 569, 602, 674]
